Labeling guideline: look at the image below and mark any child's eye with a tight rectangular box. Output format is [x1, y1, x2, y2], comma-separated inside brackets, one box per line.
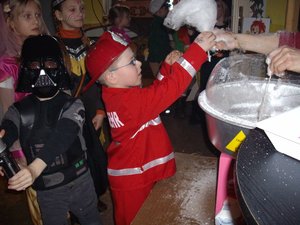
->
[68, 7, 76, 13]
[35, 12, 41, 19]
[21, 13, 32, 20]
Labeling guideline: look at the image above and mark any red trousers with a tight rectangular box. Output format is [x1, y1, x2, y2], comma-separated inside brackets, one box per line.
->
[111, 182, 155, 225]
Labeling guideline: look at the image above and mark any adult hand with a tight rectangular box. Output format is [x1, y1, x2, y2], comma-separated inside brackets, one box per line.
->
[213, 29, 238, 50]
[268, 46, 300, 75]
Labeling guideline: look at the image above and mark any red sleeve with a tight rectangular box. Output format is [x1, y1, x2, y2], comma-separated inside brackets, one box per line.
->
[129, 43, 207, 123]
[155, 61, 171, 81]
[279, 32, 300, 49]
[183, 42, 208, 71]
[157, 43, 206, 81]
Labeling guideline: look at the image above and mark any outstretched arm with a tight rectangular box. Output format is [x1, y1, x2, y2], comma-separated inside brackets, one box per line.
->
[214, 29, 279, 54]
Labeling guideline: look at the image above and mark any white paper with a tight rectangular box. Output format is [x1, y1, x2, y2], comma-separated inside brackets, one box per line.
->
[257, 106, 300, 161]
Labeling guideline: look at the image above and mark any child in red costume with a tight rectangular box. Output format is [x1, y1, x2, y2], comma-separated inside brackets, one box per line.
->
[85, 30, 216, 225]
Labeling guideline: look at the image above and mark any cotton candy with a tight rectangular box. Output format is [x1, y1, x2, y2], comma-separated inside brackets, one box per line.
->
[164, 0, 217, 32]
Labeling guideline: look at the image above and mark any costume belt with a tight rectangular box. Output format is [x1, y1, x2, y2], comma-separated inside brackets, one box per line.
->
[107, 152, 174, 176]
[34, 156, 88, 190]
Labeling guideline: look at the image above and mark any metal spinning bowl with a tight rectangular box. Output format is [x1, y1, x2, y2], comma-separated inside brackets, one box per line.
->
[198, 54, 300, 156]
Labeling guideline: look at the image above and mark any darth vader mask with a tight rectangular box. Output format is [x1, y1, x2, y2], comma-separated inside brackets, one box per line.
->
[17, 35, 71, 98]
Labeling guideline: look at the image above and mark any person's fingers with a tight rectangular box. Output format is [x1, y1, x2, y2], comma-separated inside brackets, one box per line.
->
[269, 47, 292, 75]
[8, 169, 33, 190]
[215, 41, 226, 50]
[205, 32, 216, 40]
[9, 179, 30, 191]
[93, 121, 101, 130]
[268, 46, 282, 60]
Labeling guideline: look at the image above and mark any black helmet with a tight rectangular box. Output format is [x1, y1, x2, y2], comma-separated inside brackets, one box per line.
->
[17, 35, 71, 98]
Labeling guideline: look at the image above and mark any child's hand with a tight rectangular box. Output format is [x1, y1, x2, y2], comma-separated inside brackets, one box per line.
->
[165, 50, 183, 65]
[8, 167, 34, 191]
[8, 158, 46, 191]
[194, 32, 216, 52]
[92, 114, 104, 130]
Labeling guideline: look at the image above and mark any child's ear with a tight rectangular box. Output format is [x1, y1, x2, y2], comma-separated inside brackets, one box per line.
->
[7, 18, 16, 32]
[105, 71, 118, 85]
[54, 10, 63, 21]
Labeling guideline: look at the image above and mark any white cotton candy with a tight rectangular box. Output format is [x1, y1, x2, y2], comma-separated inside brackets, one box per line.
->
[163, 0, 217, 32]
[265, 57, 273, 76]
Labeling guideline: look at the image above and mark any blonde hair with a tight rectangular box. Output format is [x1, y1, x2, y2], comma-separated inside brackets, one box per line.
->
[1, 0, 49, 56]
[5, 0, 48, 34]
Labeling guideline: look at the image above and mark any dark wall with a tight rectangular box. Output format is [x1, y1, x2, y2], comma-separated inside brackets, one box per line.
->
[40, 0, 55, 34]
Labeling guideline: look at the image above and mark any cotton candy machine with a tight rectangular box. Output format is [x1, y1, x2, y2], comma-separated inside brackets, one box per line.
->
[198, 54, 300, 156]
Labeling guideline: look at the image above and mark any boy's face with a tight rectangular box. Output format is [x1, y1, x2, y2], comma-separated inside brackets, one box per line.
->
[109, 48, 142, 88]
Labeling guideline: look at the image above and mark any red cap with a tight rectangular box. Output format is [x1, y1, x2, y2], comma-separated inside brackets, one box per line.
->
[84, 31, 129, 92]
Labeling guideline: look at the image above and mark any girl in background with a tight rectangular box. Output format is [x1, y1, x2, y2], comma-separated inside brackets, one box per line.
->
[52, 0, 105, 131]
[51, 0, 108, 214]
[108, 5, 131, 44]
[0, 1, 48, 224]
[0, 0, 48, 122]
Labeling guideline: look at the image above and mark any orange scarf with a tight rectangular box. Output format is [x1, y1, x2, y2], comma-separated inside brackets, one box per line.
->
[58, 27, 82, 39]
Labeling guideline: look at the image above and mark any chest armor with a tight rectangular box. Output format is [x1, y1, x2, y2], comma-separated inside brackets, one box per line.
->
[14, 93, 87, 190]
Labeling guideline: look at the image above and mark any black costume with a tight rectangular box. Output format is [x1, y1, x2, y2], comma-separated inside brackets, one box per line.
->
[2, 92, 87, 190]
[0, 35, 103, 225]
